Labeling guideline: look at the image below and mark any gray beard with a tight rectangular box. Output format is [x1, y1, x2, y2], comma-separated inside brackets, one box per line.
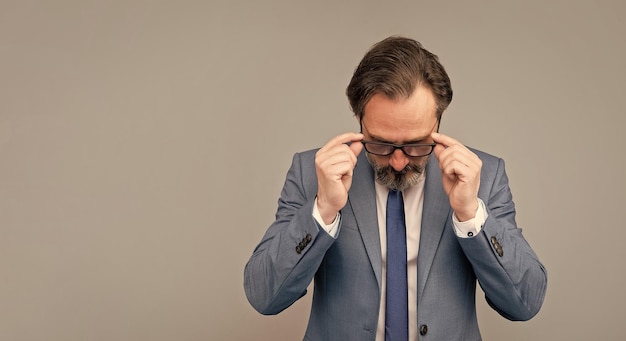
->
[366, 153, 428, 191]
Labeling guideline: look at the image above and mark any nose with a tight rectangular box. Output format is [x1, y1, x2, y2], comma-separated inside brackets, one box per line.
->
[389, 149, 409, 172]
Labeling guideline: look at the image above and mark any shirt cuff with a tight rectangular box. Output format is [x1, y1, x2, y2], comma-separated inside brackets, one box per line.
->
[452, 198, 488, 238]
[312, 197, 341, 238]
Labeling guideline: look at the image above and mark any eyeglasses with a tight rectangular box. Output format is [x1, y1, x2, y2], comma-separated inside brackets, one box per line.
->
[361, 140, 436, 157]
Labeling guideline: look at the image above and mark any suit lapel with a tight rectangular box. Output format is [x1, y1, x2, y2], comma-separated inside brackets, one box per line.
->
[345, 153, 452, 295]
[346, 152, 383, 288]
[417, 156, 451, 302]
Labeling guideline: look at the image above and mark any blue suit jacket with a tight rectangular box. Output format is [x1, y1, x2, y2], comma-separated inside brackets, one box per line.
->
[244, 149, 547, 341]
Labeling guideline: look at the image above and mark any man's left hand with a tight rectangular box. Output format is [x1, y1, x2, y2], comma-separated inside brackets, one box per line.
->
[431, 132, 482, 221]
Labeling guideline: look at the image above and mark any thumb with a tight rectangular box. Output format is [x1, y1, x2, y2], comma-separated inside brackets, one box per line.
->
[349, 140, 364, 157]
[433, 143, 446, 160]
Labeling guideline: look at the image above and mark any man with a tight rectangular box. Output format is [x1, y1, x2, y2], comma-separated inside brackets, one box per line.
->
[244, 36, 547, 341]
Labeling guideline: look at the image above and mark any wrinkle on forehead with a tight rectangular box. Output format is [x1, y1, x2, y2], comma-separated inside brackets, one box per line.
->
[362, 85, 438, 143]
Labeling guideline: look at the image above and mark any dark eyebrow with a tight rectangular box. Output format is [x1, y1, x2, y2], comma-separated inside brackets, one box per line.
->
[361, 120, 438, 144]
[367, 132, 431, 145]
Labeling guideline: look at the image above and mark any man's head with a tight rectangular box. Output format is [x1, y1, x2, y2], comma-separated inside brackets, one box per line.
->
[346, 36, 453, 190]
[346, 36, 452, 122]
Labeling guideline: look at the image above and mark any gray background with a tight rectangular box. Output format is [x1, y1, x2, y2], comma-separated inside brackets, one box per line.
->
[1, 0, 624, 340]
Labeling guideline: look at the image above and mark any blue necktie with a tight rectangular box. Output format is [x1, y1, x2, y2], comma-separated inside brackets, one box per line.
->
[385, 190, 408, 341]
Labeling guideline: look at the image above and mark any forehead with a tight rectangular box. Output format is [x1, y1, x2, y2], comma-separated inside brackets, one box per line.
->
[362, 86, 438, 141]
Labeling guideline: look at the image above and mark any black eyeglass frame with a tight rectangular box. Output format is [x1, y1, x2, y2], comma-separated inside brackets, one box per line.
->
[360, 140, 436, 157]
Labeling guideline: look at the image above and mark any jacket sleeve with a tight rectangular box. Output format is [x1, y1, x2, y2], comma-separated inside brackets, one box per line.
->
[243, 151, 337, 315]
[457, 156, 548, 321]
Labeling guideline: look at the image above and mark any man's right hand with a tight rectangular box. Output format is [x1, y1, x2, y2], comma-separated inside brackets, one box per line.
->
[315, 132, 364, 224]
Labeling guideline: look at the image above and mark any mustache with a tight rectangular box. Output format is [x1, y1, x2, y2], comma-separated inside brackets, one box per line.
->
[365, 152, 429, 191]
[378, 163, 424, 176]
[374, 163, 425, 191]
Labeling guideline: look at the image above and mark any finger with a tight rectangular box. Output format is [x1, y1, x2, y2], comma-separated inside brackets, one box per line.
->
[324, 162, 356, 180]
[437, 147, 469, 169]
[438, 156, 477, 183]
[319, 137, 361, 164]
[439, 155, 482, 188]
[320, 150, 358, 169]
[431, 132, 462, 149]
[433, 136, 475, 160]
[317, 147, 359, 173]
[349, 140, 363, 158]
[442, 160, 469, 179]
[433, 143, 446, 162]
[438, 145, 481, 171]
[320, 132, 364, 152]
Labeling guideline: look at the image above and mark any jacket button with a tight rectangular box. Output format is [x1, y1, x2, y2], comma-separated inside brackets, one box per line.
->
[490, 236, 504, 257]
[295, 245, 302, 254]
[490, 236, 498, 246]
[305, 233, 312, 242]
[419, 324, 428, 336]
